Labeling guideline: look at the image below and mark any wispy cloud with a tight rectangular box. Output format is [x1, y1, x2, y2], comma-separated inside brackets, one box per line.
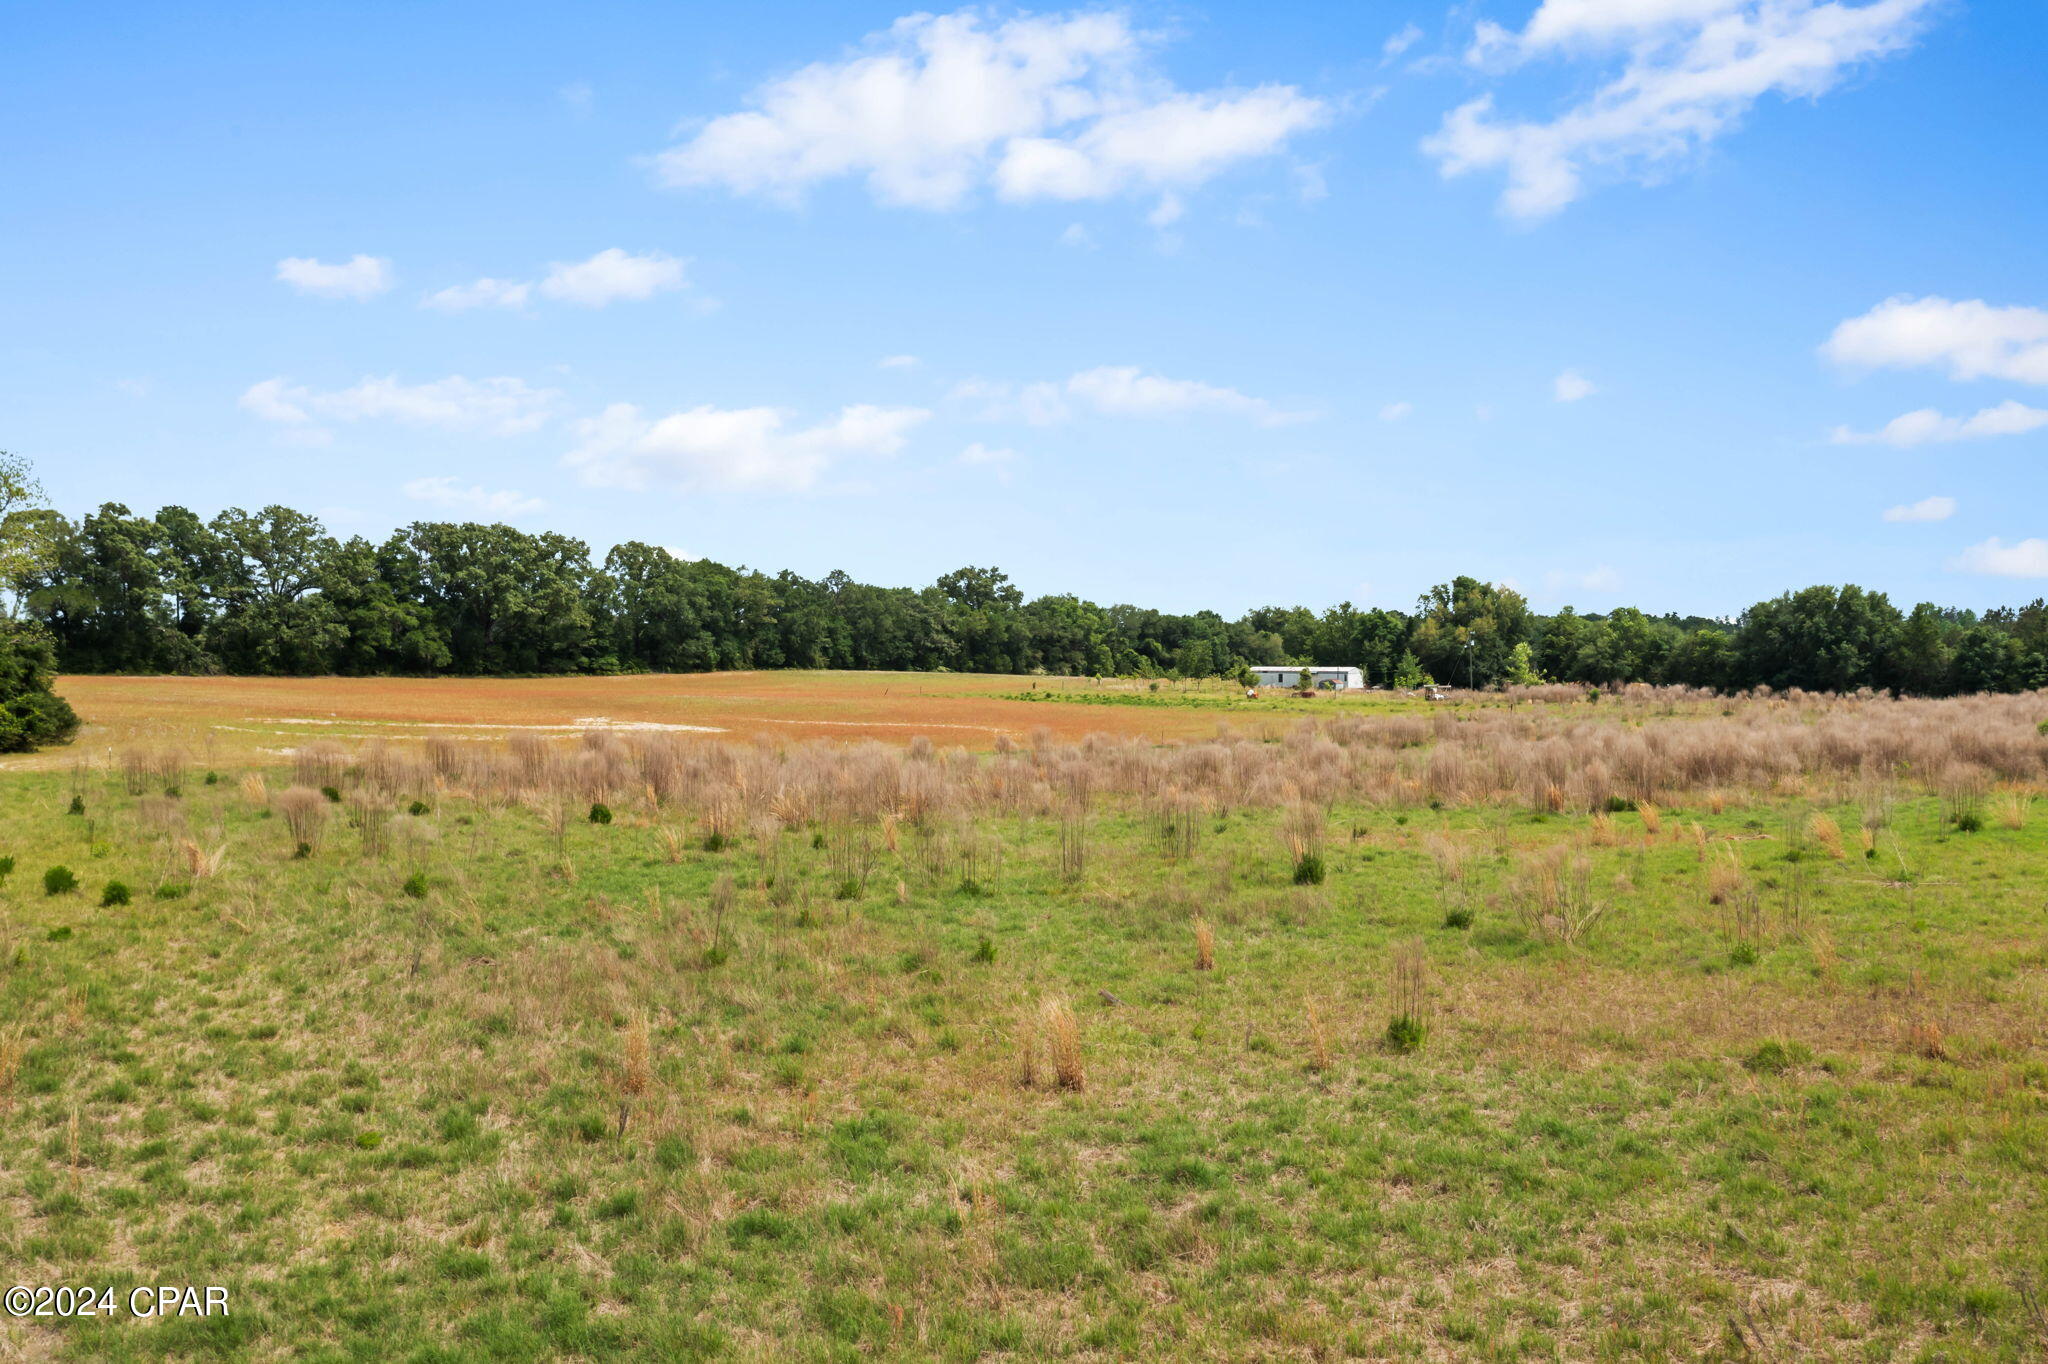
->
[1882, 495, 1956, 523]
[1426, 0, 1935, 219]
[1553, 369, 1597, 402]
[239, 375, 560, 436]
[566, 401, 930, 494]
[1951, 537, 2048, 578]
[650, 9, 1326, 216]
[275, 254, 392, 300]
[955, 365, 1309, 426]
[423, 277, 532, 311]
[538, 248, 687, 307]
[1824, 296, 2048, 385]
[1831, 401, 2048, 447]
[402, 476, 546, 518]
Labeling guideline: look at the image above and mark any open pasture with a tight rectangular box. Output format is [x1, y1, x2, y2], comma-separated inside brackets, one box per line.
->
[2, 686, 2047, 1360]
[30, 671, 1409, 767]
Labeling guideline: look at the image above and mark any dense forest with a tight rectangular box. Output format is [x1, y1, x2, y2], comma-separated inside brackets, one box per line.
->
[11, 498, 2046, 696]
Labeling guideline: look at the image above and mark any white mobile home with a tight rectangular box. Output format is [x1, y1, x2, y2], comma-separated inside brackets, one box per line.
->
[1249, 666, 1365, 691]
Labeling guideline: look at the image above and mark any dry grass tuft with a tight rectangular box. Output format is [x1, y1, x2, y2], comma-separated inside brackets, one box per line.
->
[1807, 812, 1845, 860]
[276, 786, 329, 853]
[1042, 999, 1085, 1092]
[1706, 851, 1747, 906]
[1305, 1004, 1332, 1072]
[1636, 801, 1662, 836]
[1904, 1017, 1947, 1061]
[1193, 919, 1216, 972]
[180, 840, 229, 879]
[620, 1013, 653, 1098]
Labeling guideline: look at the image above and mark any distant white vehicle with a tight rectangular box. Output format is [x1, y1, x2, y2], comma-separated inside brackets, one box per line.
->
[1247, 666, 1365, 691]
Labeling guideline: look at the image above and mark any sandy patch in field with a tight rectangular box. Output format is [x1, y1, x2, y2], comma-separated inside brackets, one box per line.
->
[18, 671, 1248, 767]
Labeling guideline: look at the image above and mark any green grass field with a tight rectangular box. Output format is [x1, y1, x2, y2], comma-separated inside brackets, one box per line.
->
[2, 737, 2046, 1361]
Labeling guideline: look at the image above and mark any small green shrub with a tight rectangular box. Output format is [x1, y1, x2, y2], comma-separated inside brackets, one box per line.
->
[100, 880, 132, 908]
[44, 865, 79, 896]
[1442, 906, 1474, 931]
[155, 883, 189, 900]
[204, 771, 219, 785]
[588, 803, 613, 825]
[1743, 1039, 1810, 1074]
[1952, 810, 1983, 833]
[2038, 718, 2048, 736]
[1730, 942, 1760, 967]
[703, 832, 728, 853]
[811, 831, 827, 850]
[702, 945, 728, 968]
[320, 786, 343, 803]
[833, 877, 859, 900]
[1292, 852, 1325, 886]
[407, 800, 431, 817]
[47, 925, 73, 941]
[67, 795, 85, 816]
[293, 842, 313, 860]
[402, 873, 429, 900]
[1385, 1014, 1426, 1053]
[0, 855, 13, 880]
[971, 934, 997, 964]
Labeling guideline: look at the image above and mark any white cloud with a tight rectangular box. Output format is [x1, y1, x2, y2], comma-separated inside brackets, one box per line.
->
[423, 277, 532, 311]
[1059, 222, 1098, 248]
[1830, 400, 2048, 447]
[651, 10, 1326, 214]
[1426, 0, 1933, 219]
[1383, 22, 1424, 59]
[1951, 537, 2048, 578]
[565, 402, 930, 494]
[238, 378, 313, 424]
[1067, 365, 1303, 424]
[560, 82, 594, 115]
[276, 254, 393, 300]
[954, 366, 1304, 426]
[879, 354, 921, 369]
[1554, 369, 1597, 402]
[1882, 495, 1955, 523]
[1379, 401, 1413, 422]
[239, 375, 560, 435]
[402, 476, 547, 518]
[662, 545, 701, 562]
[950, 377, 1073, 425]
[538, 249, 688, 307]
[1822, 296, 2048, 385]
[958, 441, 1015, 464]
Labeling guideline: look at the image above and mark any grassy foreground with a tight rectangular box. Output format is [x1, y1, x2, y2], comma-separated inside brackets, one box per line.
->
[1, 755, 2045, 1361]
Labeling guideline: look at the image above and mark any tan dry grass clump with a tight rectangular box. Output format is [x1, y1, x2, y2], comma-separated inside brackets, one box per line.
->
[620, 1013, 653, 1098]
[1041, 999, 1085, 1092]
[180, 840, 229, 879]
[276, 786, 328, 853]
[1193, 920, 1216, 972]
[1807, 812, 1845, 860]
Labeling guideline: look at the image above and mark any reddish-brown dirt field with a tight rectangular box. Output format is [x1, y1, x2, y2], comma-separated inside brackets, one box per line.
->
[28, 671, 1253, 766]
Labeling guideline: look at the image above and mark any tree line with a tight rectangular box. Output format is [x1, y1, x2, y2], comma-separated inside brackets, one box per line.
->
[10, 497, 2044, 697]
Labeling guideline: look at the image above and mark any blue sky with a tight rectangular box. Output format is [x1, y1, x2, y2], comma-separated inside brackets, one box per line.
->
[5, 0, 2046, 618]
